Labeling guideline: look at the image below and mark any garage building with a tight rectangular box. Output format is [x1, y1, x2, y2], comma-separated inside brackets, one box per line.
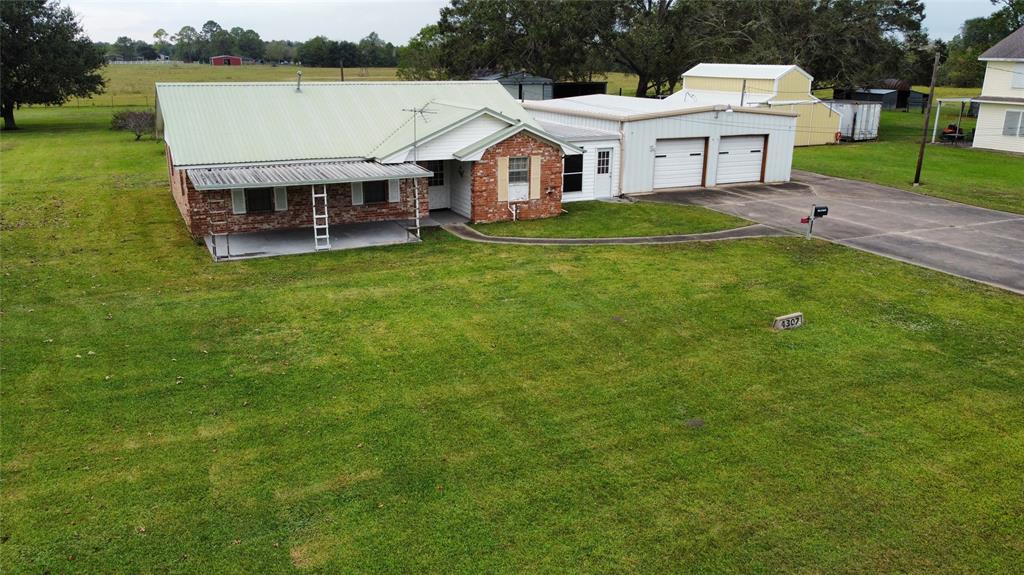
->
[523, 94, 797, 198]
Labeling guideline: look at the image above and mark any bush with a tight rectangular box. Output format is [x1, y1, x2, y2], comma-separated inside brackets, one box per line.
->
[111, 110, 155, 141]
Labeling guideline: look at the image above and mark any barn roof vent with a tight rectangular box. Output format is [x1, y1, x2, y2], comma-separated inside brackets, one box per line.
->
[296, 70, 303, 93]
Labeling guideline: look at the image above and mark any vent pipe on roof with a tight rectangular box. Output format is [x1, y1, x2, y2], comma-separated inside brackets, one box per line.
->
[296, 70, 302, 93]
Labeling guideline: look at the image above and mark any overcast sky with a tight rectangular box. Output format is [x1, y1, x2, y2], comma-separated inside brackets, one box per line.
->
[68, 0, 1000, 45]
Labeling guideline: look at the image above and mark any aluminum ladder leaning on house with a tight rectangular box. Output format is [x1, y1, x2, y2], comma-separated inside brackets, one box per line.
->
[312, 185, 331, 250]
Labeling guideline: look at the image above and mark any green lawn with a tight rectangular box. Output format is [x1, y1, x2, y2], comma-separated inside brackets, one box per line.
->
[471, 200, 748, 238]
[794, 109, 1024, 214]
[3, 107, 1024, 574]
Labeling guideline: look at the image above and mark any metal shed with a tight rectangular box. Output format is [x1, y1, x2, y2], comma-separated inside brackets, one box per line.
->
[833, 85, 929, 111]
[476, 72, 553, 100]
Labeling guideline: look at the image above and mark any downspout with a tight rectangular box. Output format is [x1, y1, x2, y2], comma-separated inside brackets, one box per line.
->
[617, 120, 626, 198]
[507, 203, 518, 221]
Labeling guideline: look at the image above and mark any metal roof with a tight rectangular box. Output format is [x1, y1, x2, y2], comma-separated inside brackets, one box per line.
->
[683, 63, 812, 81]
[979, 26, 1024, 60]
[452, 123, 582, 159]
[663, 89, 773, 107]
[186, 160, 432, 190]
[536, 120, 620, 142]
[156, 81, 547, 167]
[523, 94, 797, 121]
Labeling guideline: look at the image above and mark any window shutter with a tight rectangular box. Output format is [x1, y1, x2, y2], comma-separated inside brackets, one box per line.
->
[351, 181, 363, 205]
[529, 155, 542, 199]
[274, 186, 287, 211]
[388, 179, 401, 203]
[497, 157, 509, 202]
[231, 189, 246, 214]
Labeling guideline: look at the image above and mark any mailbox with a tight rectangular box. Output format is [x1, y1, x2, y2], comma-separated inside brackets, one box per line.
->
[814, 206, 829, 218]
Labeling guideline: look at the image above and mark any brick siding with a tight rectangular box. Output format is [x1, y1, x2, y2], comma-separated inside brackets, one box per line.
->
[470, 132, 563, 223]
[168, 159, 428, 240]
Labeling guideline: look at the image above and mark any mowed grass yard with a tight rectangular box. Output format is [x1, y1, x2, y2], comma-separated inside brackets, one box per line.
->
[795, 102, 1024, 214]
[3, 107, 1024, 573]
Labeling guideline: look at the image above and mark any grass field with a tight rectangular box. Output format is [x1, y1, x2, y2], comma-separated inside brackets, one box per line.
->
[794, 109, 1024, 214]
[2, 105, 1023, 573]
[472, 201, 748, 238]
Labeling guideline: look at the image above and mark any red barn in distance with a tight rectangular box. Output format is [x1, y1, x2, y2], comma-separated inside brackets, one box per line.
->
[210, 55, 242, 66]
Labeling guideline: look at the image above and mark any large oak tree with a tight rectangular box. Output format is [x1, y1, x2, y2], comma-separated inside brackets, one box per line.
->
[0, 0, 104, 130]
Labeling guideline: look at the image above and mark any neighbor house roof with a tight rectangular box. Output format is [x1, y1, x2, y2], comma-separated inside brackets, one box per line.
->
[663, 89, 773, 107]
[523, 94, 797, 122]
[155, 81, 556, 167]
[682, 63, 812, 81]
[979, 26, 1024, 61]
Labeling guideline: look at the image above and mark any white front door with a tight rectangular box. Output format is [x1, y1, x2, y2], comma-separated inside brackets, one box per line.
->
[425, 160, 449, 209]
[594, 148, 613, 198]
[716, 136, 765, 184]
[653, 138, 705, 189]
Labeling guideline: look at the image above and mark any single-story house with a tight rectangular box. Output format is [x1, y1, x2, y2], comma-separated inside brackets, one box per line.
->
[156, 81, 579, 259]
[667, 63, 841, 146]
[972, 25, 1024, 154]
[523, 94, 797, 200]
[210, 55, 243, 66]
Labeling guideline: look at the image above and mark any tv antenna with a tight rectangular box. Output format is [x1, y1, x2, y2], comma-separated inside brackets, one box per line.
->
[401, 104, 437, 240]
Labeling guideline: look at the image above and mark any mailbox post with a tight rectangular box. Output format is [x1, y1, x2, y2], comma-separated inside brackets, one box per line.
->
[801, 204, 829, 239]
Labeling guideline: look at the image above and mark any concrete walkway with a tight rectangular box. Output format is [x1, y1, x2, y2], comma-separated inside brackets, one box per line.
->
[443, 223, 788, 245]
[637, 171, 1024, 294]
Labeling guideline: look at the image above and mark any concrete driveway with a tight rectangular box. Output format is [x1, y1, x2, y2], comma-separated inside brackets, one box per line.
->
[637, 170, 1024, 294]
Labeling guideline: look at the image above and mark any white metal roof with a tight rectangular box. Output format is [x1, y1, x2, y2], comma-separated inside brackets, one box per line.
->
[683, 63, 812, 81]
[187, 160, 432, 190]
[523, 94, 796, 121]
[662, 89, 772, 107]
[156, 81, 552, 167]
[536, 120, 619, 142]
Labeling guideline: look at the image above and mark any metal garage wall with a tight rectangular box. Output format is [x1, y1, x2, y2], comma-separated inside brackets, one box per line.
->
[622, 111, 795, 193]
[524, 109, 622, 134]
[563, 139, 621, 202]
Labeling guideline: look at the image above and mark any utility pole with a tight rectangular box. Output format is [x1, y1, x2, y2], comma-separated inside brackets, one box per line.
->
[740, 79, 746, 108]
[340, 59, 345, 81]
[914, 51, 941, 186]
[402, 105, 436, 240]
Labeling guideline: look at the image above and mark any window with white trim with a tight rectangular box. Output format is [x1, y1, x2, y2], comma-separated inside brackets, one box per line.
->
[507, 156, 529, 202]
[597, 150, 611, 174]
[1003, 110, 1023, 137]
[562, 154, 583, 193]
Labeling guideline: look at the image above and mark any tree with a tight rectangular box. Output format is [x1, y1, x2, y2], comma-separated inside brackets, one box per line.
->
[398, 25, 446, 79]
[111, 110, 155, 141]
[941, 1, 1023, 87]
[153, 28, 171, 56]
[173, 25, 201, 62]
[113, 35, 135, 60]
[0, 0, 105, 130]
[297, 35, 339, 67]
[236, 29, 264, 59]
[264, 40, 297, 63]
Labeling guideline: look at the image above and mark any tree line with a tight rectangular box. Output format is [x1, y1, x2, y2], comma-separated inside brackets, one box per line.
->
[399, 0, 945, 97]
[94, 20, 400, 68]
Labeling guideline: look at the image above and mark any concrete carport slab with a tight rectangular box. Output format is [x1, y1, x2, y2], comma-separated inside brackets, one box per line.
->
[635, 170, 1024, 294]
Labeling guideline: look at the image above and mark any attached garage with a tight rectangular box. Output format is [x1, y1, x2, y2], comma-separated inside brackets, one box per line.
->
[715, 135, 766, 184]
[523, 95, 796, 196]
[653, 138, 706, 189]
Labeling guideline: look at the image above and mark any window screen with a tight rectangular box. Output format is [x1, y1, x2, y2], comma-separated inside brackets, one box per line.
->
[563, 154, 583, 193]
[244, 188, 274, 213]
[508, 157, 529, 184]
[424, 160, 445, 186]
[363, 180, 388, 204]
[1003, 111, 1023, 137]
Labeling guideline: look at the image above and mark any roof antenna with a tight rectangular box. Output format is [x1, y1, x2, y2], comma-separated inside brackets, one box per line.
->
[296, 70, 302, 93]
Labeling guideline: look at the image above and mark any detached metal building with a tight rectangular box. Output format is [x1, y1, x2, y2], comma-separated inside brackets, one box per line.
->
[210, 55, 243, 66]
[523, 94, 797, 198]
[476, 72, 553, 101]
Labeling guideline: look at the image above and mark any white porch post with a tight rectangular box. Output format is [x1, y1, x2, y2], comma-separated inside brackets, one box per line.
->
[931, 100, 942, 143]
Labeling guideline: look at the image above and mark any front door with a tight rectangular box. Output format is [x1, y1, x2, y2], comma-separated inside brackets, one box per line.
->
[594, 148, 613, 198]
[425, 160, 449, 210]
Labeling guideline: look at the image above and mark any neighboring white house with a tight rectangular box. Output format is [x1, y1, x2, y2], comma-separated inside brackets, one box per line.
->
[523, 94, 797, 199]
[973, 26, 1024, 154]
[666, 63, 841, 147]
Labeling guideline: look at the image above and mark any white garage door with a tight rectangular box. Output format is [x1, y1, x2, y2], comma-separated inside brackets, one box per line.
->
[716, 135, 765, 184]
[653, 138, 705, 189]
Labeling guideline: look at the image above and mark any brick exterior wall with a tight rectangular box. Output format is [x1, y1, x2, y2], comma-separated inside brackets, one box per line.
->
[168, 158, 428, 240]
[470, 132, 563, 223]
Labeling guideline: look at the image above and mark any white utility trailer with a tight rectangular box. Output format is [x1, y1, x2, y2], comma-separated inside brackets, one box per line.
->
[825, 100, 881, 141]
